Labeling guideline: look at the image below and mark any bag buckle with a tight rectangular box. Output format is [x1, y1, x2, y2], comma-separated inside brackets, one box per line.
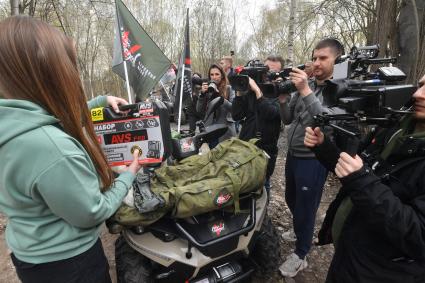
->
[230, 161, 240, 168]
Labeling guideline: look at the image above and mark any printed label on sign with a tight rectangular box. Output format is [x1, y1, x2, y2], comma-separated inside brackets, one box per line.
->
[107, 153, 124, 162]
[94, 123, 116, 133]
[93, 116, 163, 166]
[139, 102, 154, 114]
[91, 107, 104, 121]
[103, 129, 148, 145]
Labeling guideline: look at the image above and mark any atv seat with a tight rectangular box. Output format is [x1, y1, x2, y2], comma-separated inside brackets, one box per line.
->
[146, 193, 257, 258]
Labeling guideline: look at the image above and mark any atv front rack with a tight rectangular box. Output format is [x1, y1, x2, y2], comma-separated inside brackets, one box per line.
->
[175, 197, 256, 258]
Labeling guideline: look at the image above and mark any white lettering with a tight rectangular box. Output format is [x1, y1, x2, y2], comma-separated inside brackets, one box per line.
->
[94, 123, 116, 131]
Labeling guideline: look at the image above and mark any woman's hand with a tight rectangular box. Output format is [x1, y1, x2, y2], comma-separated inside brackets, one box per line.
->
[122, 149, 142, 175]
[106, 96, 128, 113]
[201, 82, 208, 94]
[335, 152, 363, 178]
[304, 127, 324, 147]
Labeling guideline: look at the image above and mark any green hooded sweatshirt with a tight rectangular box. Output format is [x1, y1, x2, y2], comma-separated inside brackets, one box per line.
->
[0, 96, 135, 264]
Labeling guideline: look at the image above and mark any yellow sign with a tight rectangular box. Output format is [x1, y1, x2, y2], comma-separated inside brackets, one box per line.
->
[91, 107, 104, 122]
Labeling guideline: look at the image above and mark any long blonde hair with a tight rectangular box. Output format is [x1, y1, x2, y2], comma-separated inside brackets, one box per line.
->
[0, 16, 113, 191]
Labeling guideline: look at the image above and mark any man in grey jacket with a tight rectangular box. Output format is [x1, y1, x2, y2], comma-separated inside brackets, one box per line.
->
[278, 38, 345, 277]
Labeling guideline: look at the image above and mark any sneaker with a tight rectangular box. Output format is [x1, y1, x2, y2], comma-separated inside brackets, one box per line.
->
[282, 229, 297, 242]
[279, 253, 308, 277]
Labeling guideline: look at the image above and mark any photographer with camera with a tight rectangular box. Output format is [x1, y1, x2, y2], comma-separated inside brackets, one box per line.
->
[231, 55, 283, 198]
[186, 72, 205, 134]
[303, 75, 425, 283]
[196, 64, 236, 147]
[278, 38, 346, 277]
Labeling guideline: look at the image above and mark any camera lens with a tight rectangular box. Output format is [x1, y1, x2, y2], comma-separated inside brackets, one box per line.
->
[276, 80, 297, 94]
[192, 76, 203, 86]
[208, 81, 219, 93]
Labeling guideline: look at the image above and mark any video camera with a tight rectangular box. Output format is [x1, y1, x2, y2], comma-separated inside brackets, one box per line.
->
[192, 76, 208, 86]
[322, 44, 416, 115]
[228, 59, 305, 98]
[314, 44, 416, 155]
[192, 75, 218, 94]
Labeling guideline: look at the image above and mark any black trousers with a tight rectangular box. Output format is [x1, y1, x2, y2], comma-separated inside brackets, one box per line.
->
[11, 238, 111, 283]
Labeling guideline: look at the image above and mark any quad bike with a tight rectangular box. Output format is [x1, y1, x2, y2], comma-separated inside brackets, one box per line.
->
[113, 98, 281, 283]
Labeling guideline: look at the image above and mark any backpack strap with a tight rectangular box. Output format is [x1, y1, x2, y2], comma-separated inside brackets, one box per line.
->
[224, 168, 242, 213]
[226, 141, 265, 213]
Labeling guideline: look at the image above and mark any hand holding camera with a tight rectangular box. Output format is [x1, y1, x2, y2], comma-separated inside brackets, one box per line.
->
[335, 152, 363, 178]
[201, 82, 208, 94]
[229, 60, 309, 97]
[304, 127, 324, 148]
[289, 67, 312, 97]
[248, 77, 263, 99]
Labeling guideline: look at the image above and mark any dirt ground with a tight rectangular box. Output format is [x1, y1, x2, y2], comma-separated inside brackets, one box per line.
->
[0, 126, 339, 283]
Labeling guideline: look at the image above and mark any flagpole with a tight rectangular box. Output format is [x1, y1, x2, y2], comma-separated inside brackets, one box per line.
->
[122, 57, 133, 104]
[177, 60, 185, 133]
[160, 81, 171, 101]
[115, 0, 133, 104]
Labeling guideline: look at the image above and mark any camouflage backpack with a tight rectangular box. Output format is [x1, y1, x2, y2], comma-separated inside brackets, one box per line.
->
[111, 138, 268, 228]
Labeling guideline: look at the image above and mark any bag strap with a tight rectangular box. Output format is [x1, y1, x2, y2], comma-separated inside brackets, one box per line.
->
[232, 140, 265, 166]
[225, 143, 264, 214]
[225, 168, 242, 213]
[211, 138, 235, 160]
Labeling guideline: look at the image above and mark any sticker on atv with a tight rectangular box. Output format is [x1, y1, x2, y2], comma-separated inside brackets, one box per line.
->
[211, 222, 225, 236]
[214, 189, 233, 207]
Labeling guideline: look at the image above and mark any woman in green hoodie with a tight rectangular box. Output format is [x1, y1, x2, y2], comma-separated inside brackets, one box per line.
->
[0, 16, 141, 283]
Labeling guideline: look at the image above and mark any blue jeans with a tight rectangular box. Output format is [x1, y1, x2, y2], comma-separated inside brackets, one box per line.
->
[285, 153, 328, 259]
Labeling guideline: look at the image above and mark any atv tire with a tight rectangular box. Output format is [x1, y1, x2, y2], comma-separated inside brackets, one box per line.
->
[250, 213, 281, 277]
[115, 235, 154, 283]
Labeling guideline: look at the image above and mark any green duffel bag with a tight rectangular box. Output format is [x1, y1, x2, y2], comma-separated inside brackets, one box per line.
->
[111, 138, 268, 229]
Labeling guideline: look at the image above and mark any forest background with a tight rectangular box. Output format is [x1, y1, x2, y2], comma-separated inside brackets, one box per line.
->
[3, 0, 425, 99]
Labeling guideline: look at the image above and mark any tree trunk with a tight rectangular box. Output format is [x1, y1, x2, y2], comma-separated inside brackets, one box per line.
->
[372, 0, 398, 58]
[398, 0, 425, 82]
[287, 0, 296, 64]
[10, 0, 19, 15]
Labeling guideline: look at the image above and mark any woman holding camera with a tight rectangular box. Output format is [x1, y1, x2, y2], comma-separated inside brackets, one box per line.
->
[196, 64, 236, 147]
[0, 16, 142, 283]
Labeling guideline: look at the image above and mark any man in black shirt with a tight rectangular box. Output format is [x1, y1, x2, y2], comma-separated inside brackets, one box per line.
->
[231, 55, 283, 197]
